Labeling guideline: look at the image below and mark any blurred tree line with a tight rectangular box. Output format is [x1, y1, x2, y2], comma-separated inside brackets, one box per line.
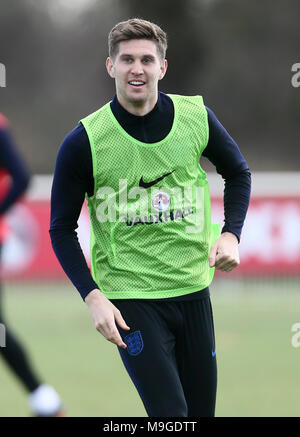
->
[0, 0, 299, 173]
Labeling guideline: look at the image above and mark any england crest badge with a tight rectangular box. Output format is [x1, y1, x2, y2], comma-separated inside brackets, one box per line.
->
[124, 330, 144, 356]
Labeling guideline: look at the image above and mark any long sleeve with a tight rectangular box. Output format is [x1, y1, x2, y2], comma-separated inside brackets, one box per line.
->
[203, 107, 251, 242]
[49, 123, 98, 300]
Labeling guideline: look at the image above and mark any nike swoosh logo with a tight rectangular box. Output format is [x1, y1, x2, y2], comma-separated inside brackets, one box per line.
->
[139, 170, 175, 189]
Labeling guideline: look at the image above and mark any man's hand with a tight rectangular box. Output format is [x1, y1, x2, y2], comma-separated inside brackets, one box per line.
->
[85, 289, 130, 349]
[209, 232, 240, 272]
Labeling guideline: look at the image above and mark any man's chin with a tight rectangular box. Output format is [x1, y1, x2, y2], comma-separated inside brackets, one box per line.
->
[127, 95, 147, 106]
[118, 90, 157, 113]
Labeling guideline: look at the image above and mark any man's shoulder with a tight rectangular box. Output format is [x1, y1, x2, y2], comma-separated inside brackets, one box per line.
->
[166, 93, 203, 100]
[64, 122, 88, 144]
[167, 93, 205, 108]
[60, 123, 90, 157]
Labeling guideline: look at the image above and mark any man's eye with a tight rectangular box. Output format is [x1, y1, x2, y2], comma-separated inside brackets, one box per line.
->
[143, 58, 151, 63]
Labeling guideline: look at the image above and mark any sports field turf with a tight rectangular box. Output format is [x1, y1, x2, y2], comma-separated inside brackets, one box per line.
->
[0, 278, 299, 417]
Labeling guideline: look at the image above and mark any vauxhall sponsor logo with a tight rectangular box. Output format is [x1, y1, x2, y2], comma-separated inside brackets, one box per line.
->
[95, 179, 205, 233]
[124, 206, 194, 227]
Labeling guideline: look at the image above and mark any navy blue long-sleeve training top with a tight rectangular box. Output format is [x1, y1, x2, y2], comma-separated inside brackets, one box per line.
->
[50, 92, 251, 300]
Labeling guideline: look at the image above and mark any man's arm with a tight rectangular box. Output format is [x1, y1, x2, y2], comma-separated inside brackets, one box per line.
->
[0, 127, 30, 215]
[203, 106, 251, 271]
[49, 124, 99, 298]
[49, 124, 129, 348]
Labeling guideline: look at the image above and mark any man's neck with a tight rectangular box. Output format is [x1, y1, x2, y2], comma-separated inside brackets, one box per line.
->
[116, 93, 158, 116]
[109, 92, 174, 144]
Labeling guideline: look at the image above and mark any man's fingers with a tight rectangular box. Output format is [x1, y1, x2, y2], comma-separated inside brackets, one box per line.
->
[214, 254, 239, 271]
[114, 308, 130, 332]
[209, 244, 217, 267]
[107, 329, 127, 349]
[95, 320, 127, 349]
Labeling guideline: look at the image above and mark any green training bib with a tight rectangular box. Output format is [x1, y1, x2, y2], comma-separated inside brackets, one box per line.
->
[80, 94, 220, 299]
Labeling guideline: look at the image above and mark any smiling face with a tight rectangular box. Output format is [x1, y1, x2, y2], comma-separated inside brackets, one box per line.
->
[106, 39, 168, 116]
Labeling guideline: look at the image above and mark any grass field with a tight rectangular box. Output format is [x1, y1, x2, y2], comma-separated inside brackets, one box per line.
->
[0, 278, 299, 417]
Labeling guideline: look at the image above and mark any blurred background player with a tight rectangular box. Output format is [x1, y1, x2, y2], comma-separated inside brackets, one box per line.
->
[0, 113, 64, 417]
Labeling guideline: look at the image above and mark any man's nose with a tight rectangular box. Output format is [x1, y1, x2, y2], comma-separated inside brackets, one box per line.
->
[130, 62, 144, 75]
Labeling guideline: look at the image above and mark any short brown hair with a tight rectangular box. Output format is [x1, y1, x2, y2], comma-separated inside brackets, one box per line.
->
[108, 18, 168, 60]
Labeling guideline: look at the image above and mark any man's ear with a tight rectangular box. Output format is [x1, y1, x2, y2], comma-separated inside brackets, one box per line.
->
[159, 59, 168, 80]
[106, 57, 115, 78]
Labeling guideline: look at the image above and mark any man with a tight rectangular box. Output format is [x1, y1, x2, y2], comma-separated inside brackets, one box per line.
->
[50, 18, 251, 417]
[0, 113, 65, 417]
